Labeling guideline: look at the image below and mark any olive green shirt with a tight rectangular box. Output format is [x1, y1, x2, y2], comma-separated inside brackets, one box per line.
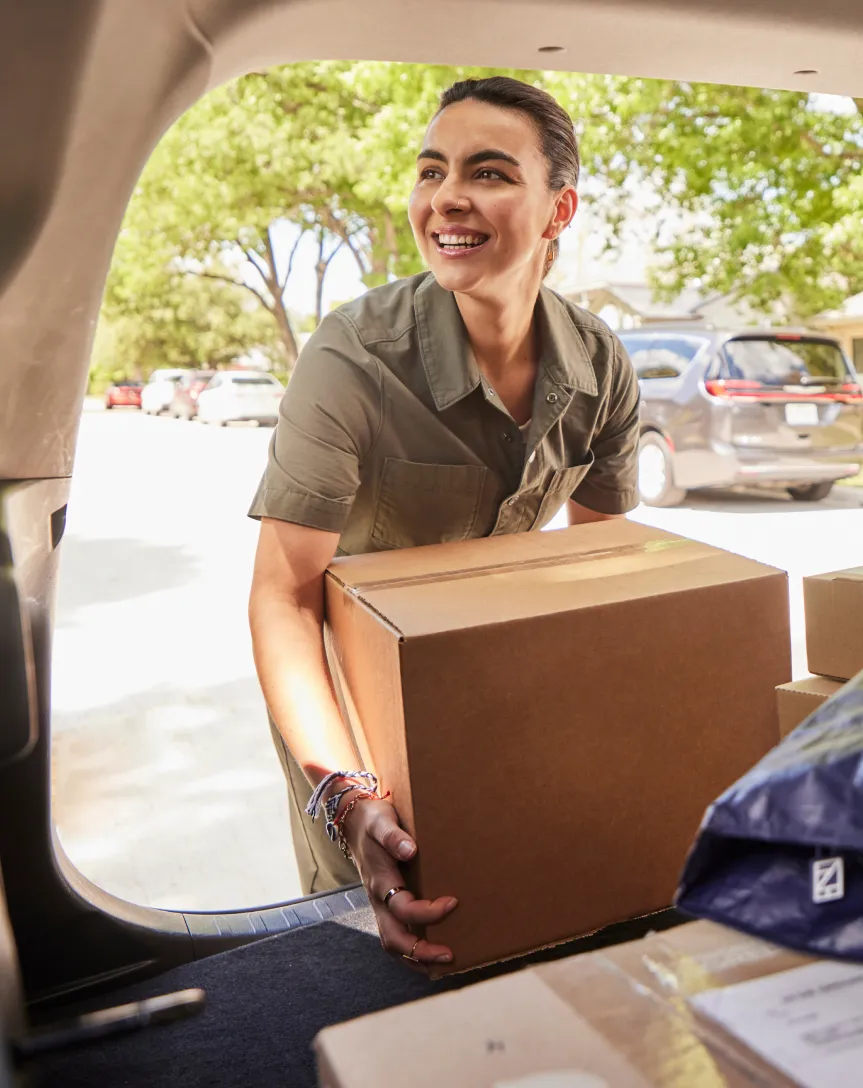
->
[249, 273, 640, 552]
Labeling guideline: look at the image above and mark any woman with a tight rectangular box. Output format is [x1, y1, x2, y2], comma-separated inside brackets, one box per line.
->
[248, 76, 640, 966]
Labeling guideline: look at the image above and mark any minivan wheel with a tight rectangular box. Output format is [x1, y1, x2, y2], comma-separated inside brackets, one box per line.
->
[638, 432, 686, 507]
[788, 482, 833, 503]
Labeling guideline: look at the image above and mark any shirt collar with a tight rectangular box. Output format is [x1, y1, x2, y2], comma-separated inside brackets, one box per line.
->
[414, 274, 598, 412]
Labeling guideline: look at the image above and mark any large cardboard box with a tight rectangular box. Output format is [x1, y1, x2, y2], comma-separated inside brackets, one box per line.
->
[776, 676, 845, 738]
[803, 567, 863, 680]
[317, 920, 856, 1086]
[325, 520, 790, 976]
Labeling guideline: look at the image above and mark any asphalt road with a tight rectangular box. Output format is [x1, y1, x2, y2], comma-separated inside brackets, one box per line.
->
[51, 404, 863, 912]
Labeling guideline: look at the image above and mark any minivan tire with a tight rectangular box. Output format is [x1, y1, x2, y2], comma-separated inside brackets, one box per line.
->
[637, 432, 686, 507]
[788, 482, 833, 503]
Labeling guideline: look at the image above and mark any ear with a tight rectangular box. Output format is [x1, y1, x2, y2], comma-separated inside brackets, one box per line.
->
[542, 186, 578, 240]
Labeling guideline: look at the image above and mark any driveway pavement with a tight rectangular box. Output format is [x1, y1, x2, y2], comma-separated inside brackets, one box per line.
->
[51, 404, 863, 911]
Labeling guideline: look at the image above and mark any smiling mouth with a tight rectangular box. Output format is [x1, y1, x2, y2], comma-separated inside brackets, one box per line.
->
[432, 231, 490, 252]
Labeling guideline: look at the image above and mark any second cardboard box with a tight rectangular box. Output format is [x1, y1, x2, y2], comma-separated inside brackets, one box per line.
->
[325, 520, 791, 976]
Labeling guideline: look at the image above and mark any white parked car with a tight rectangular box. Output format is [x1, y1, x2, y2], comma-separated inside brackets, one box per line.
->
[196, 371, 284, 426]
[141, 368, 188, 415]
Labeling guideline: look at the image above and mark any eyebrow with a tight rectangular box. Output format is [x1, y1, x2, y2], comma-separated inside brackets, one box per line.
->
[416, 147, 522, 168]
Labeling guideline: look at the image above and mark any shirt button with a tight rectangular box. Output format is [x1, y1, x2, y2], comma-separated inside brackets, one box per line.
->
[503, 432, 513, 442]
[546, 392, 558, 404]
[487, 387, 496, 397]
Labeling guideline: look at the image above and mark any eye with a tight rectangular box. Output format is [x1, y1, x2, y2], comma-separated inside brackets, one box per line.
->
[476, 168, 507, 181]
[419, 167, 444, 181]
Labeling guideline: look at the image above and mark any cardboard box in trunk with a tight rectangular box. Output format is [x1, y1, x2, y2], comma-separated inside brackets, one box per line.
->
[325, 520, 790, 976]
[776, 676, 845, 738]
[316, 921, 827, 1087]
[803, 567, 863, 681]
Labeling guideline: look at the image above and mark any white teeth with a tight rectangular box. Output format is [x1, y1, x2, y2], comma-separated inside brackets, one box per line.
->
[437, 233, 485, 246]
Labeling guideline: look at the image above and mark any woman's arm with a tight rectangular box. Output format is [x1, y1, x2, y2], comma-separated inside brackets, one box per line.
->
[249, 517, 457, 964]
[566, 501, 621, 525]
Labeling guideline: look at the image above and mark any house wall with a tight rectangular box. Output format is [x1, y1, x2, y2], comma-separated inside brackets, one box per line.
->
[812, 319, 863, 374]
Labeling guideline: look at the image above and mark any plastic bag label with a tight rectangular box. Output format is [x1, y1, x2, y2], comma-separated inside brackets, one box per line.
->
[812, 857, 844, 904]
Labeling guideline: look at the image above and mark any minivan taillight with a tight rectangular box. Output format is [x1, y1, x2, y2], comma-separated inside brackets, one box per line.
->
[704, 380, 761, 398]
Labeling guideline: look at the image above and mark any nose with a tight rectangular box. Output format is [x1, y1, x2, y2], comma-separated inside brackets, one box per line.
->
[430, 177, 469, 217]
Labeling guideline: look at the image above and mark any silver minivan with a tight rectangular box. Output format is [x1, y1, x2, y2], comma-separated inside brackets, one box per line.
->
[619, 328, 863, 506]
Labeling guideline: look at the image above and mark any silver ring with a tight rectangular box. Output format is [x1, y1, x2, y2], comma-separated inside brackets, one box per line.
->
[383, 885, 406, 908]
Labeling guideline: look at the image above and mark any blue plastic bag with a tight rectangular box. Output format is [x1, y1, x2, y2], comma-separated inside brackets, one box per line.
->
[676, 669, 863, 960]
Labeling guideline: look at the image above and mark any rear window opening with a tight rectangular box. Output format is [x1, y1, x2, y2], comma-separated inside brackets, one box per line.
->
[49, 57, 863, 919]
[720, 338, 853, 387]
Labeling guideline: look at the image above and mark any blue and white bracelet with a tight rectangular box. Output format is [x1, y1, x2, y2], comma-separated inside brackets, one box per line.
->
[304, 770, 379, 843]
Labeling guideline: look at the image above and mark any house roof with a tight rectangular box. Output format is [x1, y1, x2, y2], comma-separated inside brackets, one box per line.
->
[566, 281, 738, 322]
[813, 291, 863, 325]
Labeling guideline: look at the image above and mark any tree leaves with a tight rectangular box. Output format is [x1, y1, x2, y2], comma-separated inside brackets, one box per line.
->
[549, 75, 863, 319]
[99, 62, 863, 388]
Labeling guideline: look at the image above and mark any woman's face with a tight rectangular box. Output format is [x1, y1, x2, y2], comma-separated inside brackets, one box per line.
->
[408, 99, 576, 298]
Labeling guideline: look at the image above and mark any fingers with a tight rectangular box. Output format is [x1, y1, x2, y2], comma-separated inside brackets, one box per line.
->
[375, 907, 454, 964]
[350, 801, 457, 965]
[361, 836, 457, 926]
[386, 889, 458, 927]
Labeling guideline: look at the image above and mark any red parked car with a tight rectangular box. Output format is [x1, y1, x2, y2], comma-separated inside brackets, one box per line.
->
[169, 370, 216, 420]
[105, 380, 143, 409]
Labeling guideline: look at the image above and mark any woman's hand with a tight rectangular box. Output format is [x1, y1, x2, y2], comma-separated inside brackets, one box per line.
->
[341, 797, 457, 965]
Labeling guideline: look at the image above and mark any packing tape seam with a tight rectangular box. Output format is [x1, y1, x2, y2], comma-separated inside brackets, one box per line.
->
[589, 951, 781, 1083]
[341, 538, 696, 595]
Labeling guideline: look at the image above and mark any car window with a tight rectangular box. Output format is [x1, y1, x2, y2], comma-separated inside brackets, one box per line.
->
[206, 375, 223, 389]
[721, 337, 852, 385]
[228, 374, 280, 386]
[618, 335, 708, 380]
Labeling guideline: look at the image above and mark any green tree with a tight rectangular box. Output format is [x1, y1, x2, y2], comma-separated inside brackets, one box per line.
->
[101, 220, 284, 378]
[551, 76, 863, 318]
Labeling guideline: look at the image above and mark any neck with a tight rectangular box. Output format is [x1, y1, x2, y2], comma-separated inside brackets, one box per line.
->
[455, 279, 542, 381]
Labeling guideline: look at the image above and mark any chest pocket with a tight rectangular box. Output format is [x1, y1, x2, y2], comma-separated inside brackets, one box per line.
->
[530, 455, 595, 530]
[371, 458, 489, 550]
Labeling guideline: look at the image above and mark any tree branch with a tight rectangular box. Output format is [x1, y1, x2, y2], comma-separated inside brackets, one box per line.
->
[281, 228, 305, 294]
[323, 238, 343, 270]
[244, 247, 271, 283]
[187, 270, 274, 313]
[335, 225, 368, 277]
[263, 227, 284, 298]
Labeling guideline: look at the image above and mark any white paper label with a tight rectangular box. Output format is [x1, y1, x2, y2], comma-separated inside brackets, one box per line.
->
[812, 857, 844, 904]
[495, 1075, 608, 1088]
[691, 960, 863, 1088]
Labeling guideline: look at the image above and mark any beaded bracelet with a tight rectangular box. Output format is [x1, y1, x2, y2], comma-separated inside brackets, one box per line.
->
[322, 782, 367, 839]
[306, 765, 376, 822]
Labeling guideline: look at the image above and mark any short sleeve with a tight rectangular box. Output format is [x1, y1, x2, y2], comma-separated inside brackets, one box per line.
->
[571, 336, 641, 515]
[247, 311, 382, 532]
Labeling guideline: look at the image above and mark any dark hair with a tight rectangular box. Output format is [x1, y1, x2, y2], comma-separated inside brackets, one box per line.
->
[436, 76, 579, 274]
